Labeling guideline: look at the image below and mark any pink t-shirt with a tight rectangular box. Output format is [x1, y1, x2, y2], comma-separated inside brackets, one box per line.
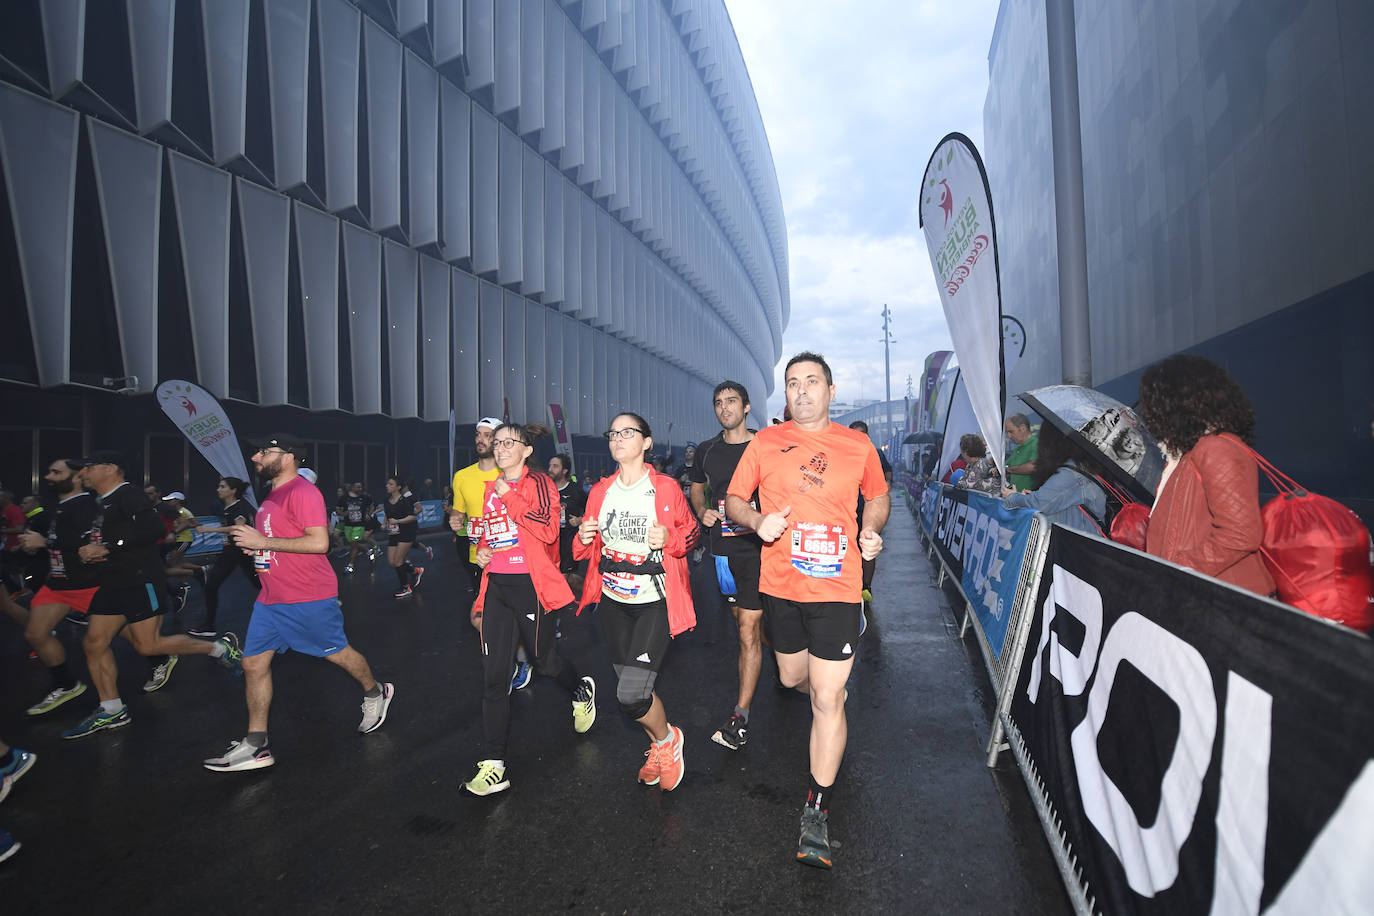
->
[253, 477, 338, 604]
[481, 482, 528, 574]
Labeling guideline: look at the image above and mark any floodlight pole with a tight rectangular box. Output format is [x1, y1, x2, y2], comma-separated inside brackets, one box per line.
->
[881, 305, 895, 440]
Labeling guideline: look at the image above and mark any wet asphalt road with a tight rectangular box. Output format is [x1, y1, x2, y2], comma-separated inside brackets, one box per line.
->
[0, 506, 1069, 915]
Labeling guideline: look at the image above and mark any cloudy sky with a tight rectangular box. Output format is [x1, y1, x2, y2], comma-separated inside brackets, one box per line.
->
[723, 0, 1004, 419]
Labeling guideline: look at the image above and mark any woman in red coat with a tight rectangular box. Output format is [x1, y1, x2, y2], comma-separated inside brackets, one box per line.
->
[463, 422, 597, 797]
[575, 412, 697, 792]
[1138, 354, 1275, 596]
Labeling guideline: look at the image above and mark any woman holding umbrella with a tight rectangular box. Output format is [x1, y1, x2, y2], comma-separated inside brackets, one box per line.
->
[1001, 424, 1107, 536]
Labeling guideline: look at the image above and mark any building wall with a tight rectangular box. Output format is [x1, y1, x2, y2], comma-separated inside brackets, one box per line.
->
[984, 0, 1374, 519]
[0, 0, 789, 496]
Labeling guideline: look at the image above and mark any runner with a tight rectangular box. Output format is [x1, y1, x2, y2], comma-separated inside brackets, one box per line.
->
[204, 435, 394, 772]
[548, 452, 587, 586]
[847, 420, 894, 616]
[462, 422, 596, 796]
[575, 412, 696, 792]
[0, 737, 35, 864]
[60, 451, 244, 740]
[690, 381, 766, 751]
[383, 476, 424, 598]
[726, 352, 890, 868]
[184, 477, 260, 638]
[17, 459, 97, 715]
[335, 482, 378, 574]
[450, 418, 531, 688]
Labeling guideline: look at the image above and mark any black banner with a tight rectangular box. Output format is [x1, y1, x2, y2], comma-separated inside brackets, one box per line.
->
[1008, 528, 1374, 914]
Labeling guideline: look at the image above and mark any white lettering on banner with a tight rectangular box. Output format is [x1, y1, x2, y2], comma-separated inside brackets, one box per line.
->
[1210, 672, 1270, 916]
[933, 495, 1014, 617]
[1263, 762, 1374, 915]
[1026, 566, 1103, 703]
[1071, 612, 1215, 896]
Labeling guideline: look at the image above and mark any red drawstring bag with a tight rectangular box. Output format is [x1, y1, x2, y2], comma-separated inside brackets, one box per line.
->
[1071, 469, 1150, 550]
[1238, 444, 1374, 631]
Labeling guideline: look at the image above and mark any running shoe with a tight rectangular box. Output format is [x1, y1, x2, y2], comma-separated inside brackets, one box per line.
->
[61, 705, 131, 740]
[0, 827, 18, 864]
[711, 712, 749, 750]
[358, 682, 395, 733]
[344, 563, 354, 574]
[193, 565, 208, 585]
[0, 749, 35, 782]
[464, 760, 510, 796]
[509, 661, 532, 692]
[394, 586, 413, 598]
[185, 626, 218, 639]
[203, 738, 275, 772]
[411, 566, 425, 589]
[142, 655, 180, 693]
[796, 806, 833, 868]
[637, 742, 662, 786]
[423, 543, 434, 560]
[370, 547, 381, 562]
[172, 584, 191, 615]
[27, 681, 87, 716]
[657, 725, 685, 791]
[215, 633, 244, 674]
[572, 676, 596, 733]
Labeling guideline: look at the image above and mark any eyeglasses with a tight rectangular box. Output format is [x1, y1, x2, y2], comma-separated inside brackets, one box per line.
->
[604, 427, 644, 441]
[493, 438, 525, 450]
[255, 447, 288, 456]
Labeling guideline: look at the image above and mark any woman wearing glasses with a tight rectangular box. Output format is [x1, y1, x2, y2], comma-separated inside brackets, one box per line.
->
[464, 422, 597, 797]
[383, 476, 424, 598]
[575, 413, 697, 792]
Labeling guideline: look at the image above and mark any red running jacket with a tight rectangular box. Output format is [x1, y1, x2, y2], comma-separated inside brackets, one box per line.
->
[471, 471, 575, 616]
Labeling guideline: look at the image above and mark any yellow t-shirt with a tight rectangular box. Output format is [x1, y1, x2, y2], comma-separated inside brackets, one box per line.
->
[174, 506, 196, 544]
[452, 462, 499, 563]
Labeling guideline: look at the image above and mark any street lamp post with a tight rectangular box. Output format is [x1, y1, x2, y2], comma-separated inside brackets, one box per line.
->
[880, 305, 895, 444]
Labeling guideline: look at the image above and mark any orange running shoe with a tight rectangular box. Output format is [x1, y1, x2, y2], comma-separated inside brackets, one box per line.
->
[637, 740, 662, 786]
[657, 724, 685, 791]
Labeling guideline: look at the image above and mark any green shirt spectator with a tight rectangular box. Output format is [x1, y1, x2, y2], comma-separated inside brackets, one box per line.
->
[1004, 413, 1039, 491]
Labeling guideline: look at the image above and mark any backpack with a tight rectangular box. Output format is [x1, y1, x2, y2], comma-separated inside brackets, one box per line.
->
[1065, 465, 1150, 550]
[1231, 443, 1374, 631]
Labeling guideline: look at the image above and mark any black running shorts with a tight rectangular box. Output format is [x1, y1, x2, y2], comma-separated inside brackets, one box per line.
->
[88, 583, 162, 623]
[599, 596, 672, 673]
[716, 550, 761, 609]
[761, 594, 861, 662]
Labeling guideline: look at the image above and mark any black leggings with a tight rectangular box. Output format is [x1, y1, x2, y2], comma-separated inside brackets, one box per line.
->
[204, 549, 260, 629]
[480, 573, 580, 759]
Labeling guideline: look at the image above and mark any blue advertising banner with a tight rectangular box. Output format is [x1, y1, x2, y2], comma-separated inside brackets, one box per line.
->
[927, 485, 1036, 658]
[920, 484, 941, 536]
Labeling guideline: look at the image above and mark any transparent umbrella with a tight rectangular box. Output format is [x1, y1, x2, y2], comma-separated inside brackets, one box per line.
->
[1017, 385, 1164, 503]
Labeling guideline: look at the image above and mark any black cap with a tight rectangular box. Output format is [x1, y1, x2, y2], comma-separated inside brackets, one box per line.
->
[82, 449, 125, 470]
[250, 434, 306, 454]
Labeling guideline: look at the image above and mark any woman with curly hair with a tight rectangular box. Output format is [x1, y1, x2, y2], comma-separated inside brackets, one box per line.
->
[1137, 354, 1274, 596]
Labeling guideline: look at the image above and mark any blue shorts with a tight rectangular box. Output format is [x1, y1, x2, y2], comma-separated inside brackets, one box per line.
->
[245, 597, 348, 658]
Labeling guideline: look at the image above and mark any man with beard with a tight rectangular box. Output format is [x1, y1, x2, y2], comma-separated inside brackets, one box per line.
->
[17, 459, 97, 716]
[61, 451, 244, 739]
[547, 453, 586, 582]
[726, 353, 889, 869]
[204, 436, 394, 772]
[450, 417, 502, 605]
[690, 382, 766, 752]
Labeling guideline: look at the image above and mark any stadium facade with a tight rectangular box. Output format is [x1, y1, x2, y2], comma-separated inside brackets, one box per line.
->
[0, 0, 788, 498]
[984, 0, 1373, 522]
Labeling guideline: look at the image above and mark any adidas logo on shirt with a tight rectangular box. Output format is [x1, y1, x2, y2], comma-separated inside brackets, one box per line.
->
[636, 652, 652, 663]
[841, 643, 853, 655]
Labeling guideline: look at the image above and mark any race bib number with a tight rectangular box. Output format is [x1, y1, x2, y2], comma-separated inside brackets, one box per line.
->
[790, 522, 848, 578]
[601, 570, 641, 598]
[348, 508, 362, 522]
[466, 517, 481, 539]
[485, 510, 519, 552]
[560, 504, 567, 527]
[387, 519, 399, 534]
[718, 499, 756, 537]
[48, 547, 66, 578]
[253, 549, 273, 572]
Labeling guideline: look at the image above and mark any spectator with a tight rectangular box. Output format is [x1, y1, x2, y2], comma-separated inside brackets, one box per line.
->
[1137, 354, 1274, 596]
[954, 435, 1001, 494]
[0, 490, 27, 594]
[940, 435, 973, 484]
[1001, 423, 1107, 536]
[1004, 414, 1039, 491]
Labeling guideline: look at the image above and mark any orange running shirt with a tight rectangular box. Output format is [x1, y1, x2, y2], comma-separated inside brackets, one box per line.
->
[727, 421, 889, 603]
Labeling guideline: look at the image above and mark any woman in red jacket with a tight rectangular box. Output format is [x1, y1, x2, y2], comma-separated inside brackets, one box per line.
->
[463, 422, 597, 797]
[575, 412, 697, 792]
[1138, 354, 1275, 596]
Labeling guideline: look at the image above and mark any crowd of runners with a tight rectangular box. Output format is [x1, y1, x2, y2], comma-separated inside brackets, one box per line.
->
[1, 352, 891, 870]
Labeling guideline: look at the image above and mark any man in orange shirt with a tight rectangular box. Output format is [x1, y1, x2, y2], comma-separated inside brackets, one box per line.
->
[727, 352, 889, 869]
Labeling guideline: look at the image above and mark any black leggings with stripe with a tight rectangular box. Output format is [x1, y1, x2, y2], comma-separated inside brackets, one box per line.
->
[480, 572, 580, 759]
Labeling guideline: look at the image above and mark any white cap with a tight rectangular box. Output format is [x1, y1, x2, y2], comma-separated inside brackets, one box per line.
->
[162, 492, 186, 501]
[476, 416, 502, 430]
[298, 468, 318, 483]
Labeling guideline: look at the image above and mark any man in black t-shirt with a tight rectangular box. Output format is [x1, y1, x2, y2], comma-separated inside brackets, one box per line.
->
[58, 451, 244, 741]
[690, 381, 766, 752]
[548, 453, 587, 579]
[336, 482, 378, 574]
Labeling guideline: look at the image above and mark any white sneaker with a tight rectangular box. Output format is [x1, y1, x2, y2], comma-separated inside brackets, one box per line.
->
[359, 682, 395, 733]
[203, 739, 275, 772]
[142, 656, 179, 693]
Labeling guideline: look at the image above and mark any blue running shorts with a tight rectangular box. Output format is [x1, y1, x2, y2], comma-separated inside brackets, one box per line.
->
[245, 597, 349, 657]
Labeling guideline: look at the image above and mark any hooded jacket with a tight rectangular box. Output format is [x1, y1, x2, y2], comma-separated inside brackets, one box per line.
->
[574, 468, 697, 636]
